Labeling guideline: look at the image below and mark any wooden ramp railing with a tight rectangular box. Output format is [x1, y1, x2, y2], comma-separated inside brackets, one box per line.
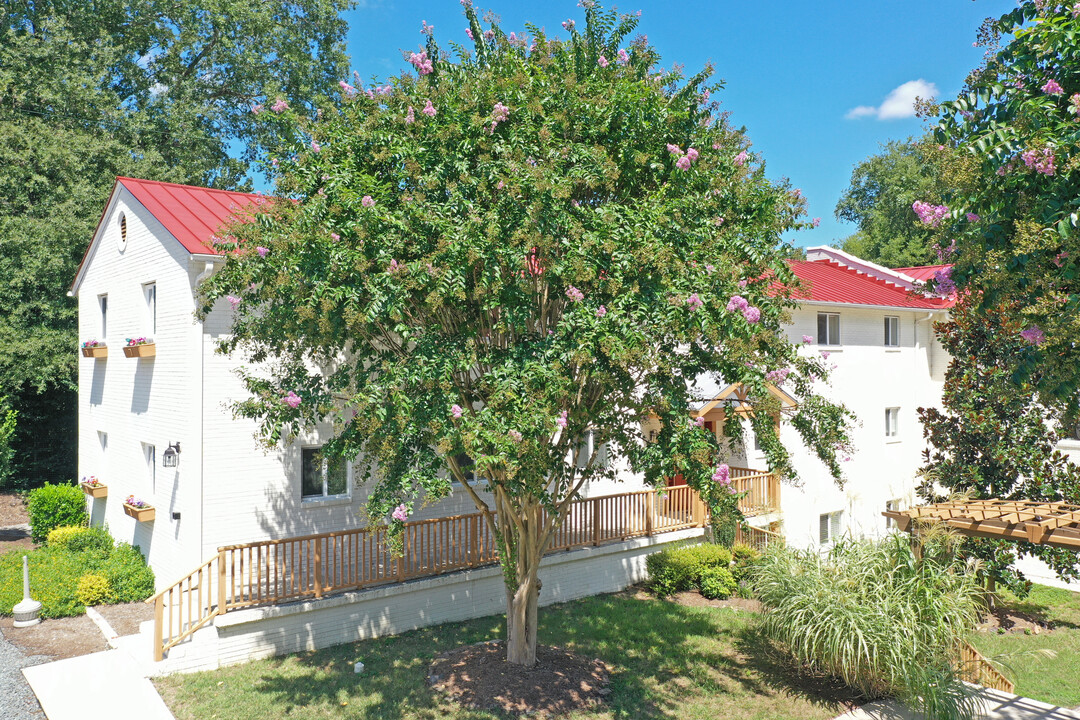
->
[957, 640, 1014, 693]
[729, 467, 781, 516]
[147, 485, 708, 661]
[734, 522, 784, 552]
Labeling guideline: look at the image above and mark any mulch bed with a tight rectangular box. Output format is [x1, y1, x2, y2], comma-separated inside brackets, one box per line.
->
[0, 492, 28, 527]
[976, 605, 1055, 635]
[95, 601, 154, 637]
[0, 615, 108, 660]
[428, 640, 611, 716]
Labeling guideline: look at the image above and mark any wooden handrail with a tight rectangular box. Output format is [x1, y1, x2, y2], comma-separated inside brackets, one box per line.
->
[957, 640, 1013, 693]
[149, 484, 710, 661]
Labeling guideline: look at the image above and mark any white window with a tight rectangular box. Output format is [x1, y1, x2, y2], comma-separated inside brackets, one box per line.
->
[99, 295, 108, 339]
[817, 312, 840, 346]
[301, 447, 349, 500]
[819, 510, 843, 545]
[143, 282, 157, 336]
[884, 316, 899, 347]
[885, 407, 900, 438]
[885, 499, 902, 529]
[144, 443, 156, 494]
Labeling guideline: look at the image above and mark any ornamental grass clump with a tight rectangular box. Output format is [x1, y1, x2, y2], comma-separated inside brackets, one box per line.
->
[751, 533, 983, 720]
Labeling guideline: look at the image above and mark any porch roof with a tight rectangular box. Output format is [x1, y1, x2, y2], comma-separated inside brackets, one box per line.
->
[692, 382, 798, 419]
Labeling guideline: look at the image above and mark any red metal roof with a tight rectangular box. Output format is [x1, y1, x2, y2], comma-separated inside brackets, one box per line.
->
[117, 177, 265, 255]
[895, 264, 953, 283]
[785, 259, 952, 309]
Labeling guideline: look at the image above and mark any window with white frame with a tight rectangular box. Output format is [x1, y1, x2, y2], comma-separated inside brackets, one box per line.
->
[301, 447, 348, 500]
[143, 443, 156, 494]
[884, 316, 899, 347]
[819, 510, 843, 545]
[817, 312, 840, 346]
[885, 407, 900, 438]
[99, 295, 108, 340]
[885, 499, 902, 529]
[143, 282, 157, 336]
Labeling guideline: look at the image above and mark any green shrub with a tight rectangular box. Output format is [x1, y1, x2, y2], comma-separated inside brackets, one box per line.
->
[752, 534, 983, 719]
[27, 483, 87, 543]
[646, 543, 733, 597]
[699, 566, 737, 600]
[0, 532, 154, 617]
[47, 525, 113, 553]
[95, 543, 154, 603]
[730, 542, 762, 585]
[76, 573, 113, 606]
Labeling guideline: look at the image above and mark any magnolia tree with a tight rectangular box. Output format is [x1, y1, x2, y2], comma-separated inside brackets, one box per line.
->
[200, 3, 853, 665]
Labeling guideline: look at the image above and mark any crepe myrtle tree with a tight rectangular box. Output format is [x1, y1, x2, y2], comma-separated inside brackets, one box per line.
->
[199, 3, 854, 666]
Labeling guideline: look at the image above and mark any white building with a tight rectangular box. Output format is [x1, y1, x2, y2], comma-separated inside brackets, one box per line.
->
[71, 178, 1076, 594]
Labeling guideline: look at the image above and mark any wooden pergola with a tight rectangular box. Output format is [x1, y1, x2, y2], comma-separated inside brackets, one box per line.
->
[884, 499, 1080, 550]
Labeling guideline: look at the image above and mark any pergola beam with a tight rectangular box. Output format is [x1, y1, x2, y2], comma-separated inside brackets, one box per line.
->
[885, 499, 1080, 552]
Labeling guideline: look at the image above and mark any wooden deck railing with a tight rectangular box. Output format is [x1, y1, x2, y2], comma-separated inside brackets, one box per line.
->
[957, 640, 1014, 693]
[147, 485, 707, 661]
[734, 522, 785, 553]
[729, 467, 781, 516]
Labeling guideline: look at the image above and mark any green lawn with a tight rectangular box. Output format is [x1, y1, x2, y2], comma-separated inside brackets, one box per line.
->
[156, 591, 857, 720]
[968, 584, 1080, 707]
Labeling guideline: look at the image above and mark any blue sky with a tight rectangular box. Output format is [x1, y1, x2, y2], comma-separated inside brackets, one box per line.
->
[339, 0, 1013, 251]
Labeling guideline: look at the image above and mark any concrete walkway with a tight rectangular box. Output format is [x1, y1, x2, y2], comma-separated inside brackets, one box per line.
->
[22, 649, 175, 720]
[835, 686, 1080, 720]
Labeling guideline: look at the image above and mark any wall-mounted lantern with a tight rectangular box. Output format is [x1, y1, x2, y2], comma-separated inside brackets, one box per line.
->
[162, 442, 181, 468]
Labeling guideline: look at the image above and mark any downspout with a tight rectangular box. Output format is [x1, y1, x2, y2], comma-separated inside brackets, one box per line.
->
[194, 260, 217, 563]
[915, 312, 935, 377]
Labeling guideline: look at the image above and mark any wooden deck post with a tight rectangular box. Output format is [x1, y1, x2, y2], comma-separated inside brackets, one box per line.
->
[645, 492, 654, 537]
[592, 498, 601, 546]
[470, 514, 479, 564]
[153, 595, 164, 662]
[217, 549, 226, 612]
[313, 538, 323, 599]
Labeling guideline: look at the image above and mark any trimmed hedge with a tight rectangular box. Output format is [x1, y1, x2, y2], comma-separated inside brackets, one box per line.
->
[645, 543, 733, 597]
[699, 567, 738, 600]
[0, 530, 154, 617]
[27, 483, 87, 543]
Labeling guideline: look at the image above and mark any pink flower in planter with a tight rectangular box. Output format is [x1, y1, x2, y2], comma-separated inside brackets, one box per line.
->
[392, 504, 410, 522]
[283, 391, 301, 409]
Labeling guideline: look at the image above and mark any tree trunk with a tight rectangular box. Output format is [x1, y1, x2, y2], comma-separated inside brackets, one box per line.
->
[498, 496, 545, 666]
[505, 569, 539, 665]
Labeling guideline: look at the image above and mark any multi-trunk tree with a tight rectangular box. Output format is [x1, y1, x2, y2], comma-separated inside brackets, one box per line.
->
[201, 2, 854, 666]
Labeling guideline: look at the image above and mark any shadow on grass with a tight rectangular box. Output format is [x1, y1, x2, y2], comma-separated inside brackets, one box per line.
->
[242, 590, 860, 720]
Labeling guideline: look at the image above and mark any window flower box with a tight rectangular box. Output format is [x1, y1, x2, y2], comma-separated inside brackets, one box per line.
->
[122, 337, 156, 358]
[123, 496, 155, 522]
[81, 340, 107, 359]
[80, 476, 107, 499]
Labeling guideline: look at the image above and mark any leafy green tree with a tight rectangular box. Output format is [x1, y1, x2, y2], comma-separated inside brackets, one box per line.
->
[931, 0, 1080, 411]
[0, 397, 16, 489]
[0, 0, 352, 487]
[835, 138, 949, 268]
[919, 300, 1080, 593]
[201, 3, 854, 665]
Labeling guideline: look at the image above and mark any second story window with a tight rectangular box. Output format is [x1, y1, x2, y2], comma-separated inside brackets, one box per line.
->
[819, 510, 843, 545]
[884, 316, 899, 347]
[817, 312, 840, 346]
[144, 282, 157, 336]
[885, 407, 900, 438]
[99, 295, 108, 339]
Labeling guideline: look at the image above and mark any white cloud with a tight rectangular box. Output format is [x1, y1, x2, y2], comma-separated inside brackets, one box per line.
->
[846, 79, 938, 121]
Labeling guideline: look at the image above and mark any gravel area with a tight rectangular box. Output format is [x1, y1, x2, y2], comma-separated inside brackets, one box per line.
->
[0, 626, 47, 720]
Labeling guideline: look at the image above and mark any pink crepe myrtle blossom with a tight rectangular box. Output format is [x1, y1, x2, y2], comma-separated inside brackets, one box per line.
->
[251, 104, 264, 114]
[1070, 93, 1080, 118]
[726, 295, 749, 312]
[283, 391, 301, 409]
[705, 264, 715, 274]
[339, 81, 356, 95]
[912, 201, 950, 227]
[451, 404, 463, 418]
[330, 233, 340, 242]
[256, 246, 269, 257]
[557, 410, 568, 428]
[490, 102, 510, 132]
[226, 295, 241, 309]
[733, 150, 748, 166]
[561, 19, 575, 30]
[1020, 326, 1046, 345]
[388, 259, 402, 274]
[812, 217, 821, 228]
[597, 55, 609, 68]
[408, 51, 434, 75]
[933, 267, 956, 295]
[271, 98, 288, 113]
[666, 143, 683, 157]
[685, 147, 699, 162]
[675, 155, 692, 170]
[802, 335, 813, 344]
[766, 368, 790, 385]
[1042, 79, 1064, 95]
[742, 305, 761, 324]
[820, 351, 831, 360]
[310, 140, 320, 153]
[405, 106, 415, 124]
[465, 27, 474, 40]
[362, 195, 375, 208]
[712, 464, 730, 485]
[617, 48, 630, 64]
[596, 305, 607, 317]
[509, 429, 523, 442]
[686, 293, 704, 311]
[422, 100, 437, 117]
[392, 504, 410, 522]
[966, 213, 980, 222]
[565, 286, 584, 302]
[1054, 252, 1068, 267]
[693, 416, 705, 427]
